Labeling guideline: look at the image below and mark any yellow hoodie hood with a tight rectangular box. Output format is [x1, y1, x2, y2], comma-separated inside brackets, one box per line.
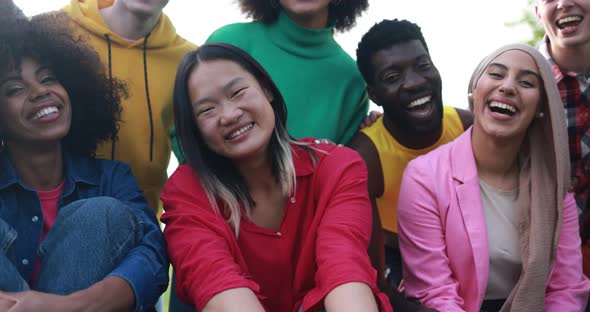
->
[64, 0, 184, 49]
[63, 0, 196, 215]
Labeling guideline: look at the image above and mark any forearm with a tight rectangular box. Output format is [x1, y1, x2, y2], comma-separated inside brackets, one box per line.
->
[202, 287, 264, 312]
[67, 276, 134, 312]
[324, 282, 378, 312]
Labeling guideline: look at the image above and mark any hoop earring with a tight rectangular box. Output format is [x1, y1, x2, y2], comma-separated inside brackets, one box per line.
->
[536, 112, 544, 118]
[0, 138, 4, 151]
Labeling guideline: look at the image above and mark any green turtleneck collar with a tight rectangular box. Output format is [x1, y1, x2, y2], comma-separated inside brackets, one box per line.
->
[267, 10, 339, 58]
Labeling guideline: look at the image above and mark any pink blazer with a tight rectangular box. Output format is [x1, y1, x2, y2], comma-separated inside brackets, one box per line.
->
[397, 129, 590, 312]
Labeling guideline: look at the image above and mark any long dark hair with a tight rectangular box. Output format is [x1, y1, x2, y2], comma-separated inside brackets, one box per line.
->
[173, 43, 296, 235]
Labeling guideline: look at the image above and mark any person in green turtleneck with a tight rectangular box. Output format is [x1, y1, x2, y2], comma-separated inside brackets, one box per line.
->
[171, 0, 369, 163]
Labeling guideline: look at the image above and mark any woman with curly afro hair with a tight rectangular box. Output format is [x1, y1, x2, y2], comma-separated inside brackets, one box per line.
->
[0, 3, 168, 311]
[171, 0, 370, 164]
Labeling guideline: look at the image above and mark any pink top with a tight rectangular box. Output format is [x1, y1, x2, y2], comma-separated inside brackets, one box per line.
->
[30, 181, 64, 285]
[398, 129, 590, 312]
[161, 143, 392, 312]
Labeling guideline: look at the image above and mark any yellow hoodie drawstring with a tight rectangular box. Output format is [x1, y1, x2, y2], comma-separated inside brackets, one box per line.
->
[104, 33, 117, 160]
[103, 32, 155, 162]
[142, 32, 154, 162]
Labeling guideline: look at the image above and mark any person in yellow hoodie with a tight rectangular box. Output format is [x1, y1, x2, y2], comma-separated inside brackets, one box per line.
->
[62, 0, 196, 217]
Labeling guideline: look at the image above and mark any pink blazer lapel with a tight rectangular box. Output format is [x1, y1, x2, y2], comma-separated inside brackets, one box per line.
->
[450, 129, 489, 307]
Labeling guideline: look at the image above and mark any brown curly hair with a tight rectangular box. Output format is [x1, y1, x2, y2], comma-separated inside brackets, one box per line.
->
[238, 0, 369, 32]
[0, 9, 126, 157]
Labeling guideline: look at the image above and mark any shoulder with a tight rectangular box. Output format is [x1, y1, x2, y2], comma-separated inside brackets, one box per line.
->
[329, 46, 364, 78]
[75, 157, 132, 177]
[160, 164, 213, 215]
[164, 164, 201, 192]
[348, 131, 376, 157]
[65, 157, 140, 192]
[173, 34, 198, 52]
[293, 140, 363, 168]
[452, 107, 474, 130]
[347, 132, 379, 170]
[206, 22, 263, 43]
[407, 137, 456, 177]
[309, 143, 366, 178]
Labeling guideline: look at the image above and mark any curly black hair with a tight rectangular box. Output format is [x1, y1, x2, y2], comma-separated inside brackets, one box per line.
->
[238, 0, 368, 32]
[0, 9, 125, 157]
[356, 19, 429, 85]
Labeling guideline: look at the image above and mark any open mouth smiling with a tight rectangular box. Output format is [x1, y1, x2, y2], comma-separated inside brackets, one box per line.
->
[556, 15, 583, 30]
[226, 122, 254, 140]
[407, 95, 431, 111]
[32, 106, 59, 120]
[489, 101, 517, 117]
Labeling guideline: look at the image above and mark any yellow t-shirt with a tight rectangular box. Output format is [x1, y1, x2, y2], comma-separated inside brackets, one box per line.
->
[361, 106, 464, 232]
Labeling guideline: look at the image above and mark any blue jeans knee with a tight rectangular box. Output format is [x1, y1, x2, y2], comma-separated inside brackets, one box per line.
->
[35, 197, 144, 294]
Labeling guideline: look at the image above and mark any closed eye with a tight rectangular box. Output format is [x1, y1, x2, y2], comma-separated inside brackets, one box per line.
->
[231, 87, 247, 99]
[417, 61, 432, 71]
[40, 75, 58, 84]
[196, 106, 214, 116]
[488, 72, 503, 79]
[5, 85, 24, 97]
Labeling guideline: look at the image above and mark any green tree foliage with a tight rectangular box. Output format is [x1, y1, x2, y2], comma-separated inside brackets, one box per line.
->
[506, 0, 545, 46]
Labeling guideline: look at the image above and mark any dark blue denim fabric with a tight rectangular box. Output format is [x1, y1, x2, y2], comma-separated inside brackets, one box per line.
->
[0, 152, 169, 311]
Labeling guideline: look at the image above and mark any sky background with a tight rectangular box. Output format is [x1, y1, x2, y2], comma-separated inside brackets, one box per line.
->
[13, 0, 535, 110]
[13, 0, 536, 172]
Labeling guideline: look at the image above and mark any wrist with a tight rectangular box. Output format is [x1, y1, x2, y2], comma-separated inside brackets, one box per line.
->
[66, 276, 135, 312]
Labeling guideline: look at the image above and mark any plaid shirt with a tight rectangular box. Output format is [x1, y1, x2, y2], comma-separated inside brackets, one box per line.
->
[539, 41, 590, 218]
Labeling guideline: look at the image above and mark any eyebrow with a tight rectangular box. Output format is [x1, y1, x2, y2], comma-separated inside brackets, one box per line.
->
[193, 77, 244, 107]
[377, 54, 430, 76]
[35, 66, 51, 76]
[488, 63, 542, 80]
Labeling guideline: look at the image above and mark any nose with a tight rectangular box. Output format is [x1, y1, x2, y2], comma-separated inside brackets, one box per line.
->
[557, 0, 574, 9]
[498, 79, 516, 95]
[403, 69, 427, 91]
[219, 104, 243, 126]
[28, 82, 50, 101]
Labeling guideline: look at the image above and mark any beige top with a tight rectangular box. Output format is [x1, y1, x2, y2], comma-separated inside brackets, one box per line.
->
[479, 179, 522, 300]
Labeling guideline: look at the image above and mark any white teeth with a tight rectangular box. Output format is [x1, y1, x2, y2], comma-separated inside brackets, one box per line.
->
[558, 16, 581, 26]
[33, 106, 59, 120]
[408, 96, 432, 109]
[227, 123, 253, 140]
[489, 101, 516, 113]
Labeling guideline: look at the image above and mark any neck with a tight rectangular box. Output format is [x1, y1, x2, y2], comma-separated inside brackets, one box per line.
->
[6, 142, 64, 191]
[471, 127, 521, 189]
[236, 153, 276, 191]
[100, 3, 161, 41]
[283, 10, 329, 30]
[383, 115, 442, 150]
[549, 40, 590, 73]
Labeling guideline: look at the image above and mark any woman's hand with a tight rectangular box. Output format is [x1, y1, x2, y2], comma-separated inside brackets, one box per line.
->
[359, 111, 383, 129]
[0, 291, 70, 312]
[0, 276, 136, 312]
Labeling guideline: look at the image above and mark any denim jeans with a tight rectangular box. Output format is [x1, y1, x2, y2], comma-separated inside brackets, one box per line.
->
[169, 270, 196, 312]
[385, 245, 403, 289]
[0, 197, 143, 294]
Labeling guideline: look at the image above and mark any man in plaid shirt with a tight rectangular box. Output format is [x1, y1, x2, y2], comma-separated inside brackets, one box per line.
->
[535, 0, 590, 284]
